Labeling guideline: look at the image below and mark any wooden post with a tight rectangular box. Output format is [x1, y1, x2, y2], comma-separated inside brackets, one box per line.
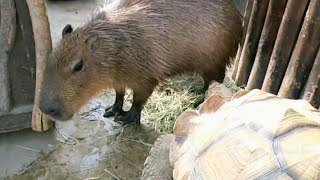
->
[300, 48, 320, 109]
[0, 0, 16, 112]
[26, 0, 53, 131]
[234, 0, 269, 86]
[278, 0, 320, 99]
[261, 0, 310, 95]
[246, 0, 287, 90]
[232, 0, 254, 80]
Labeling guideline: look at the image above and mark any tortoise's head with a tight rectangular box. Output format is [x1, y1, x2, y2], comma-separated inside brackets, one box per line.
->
[39, 24, 112, 121]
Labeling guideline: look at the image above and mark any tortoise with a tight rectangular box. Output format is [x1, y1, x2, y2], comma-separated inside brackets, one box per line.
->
[141, 89, 320, 180]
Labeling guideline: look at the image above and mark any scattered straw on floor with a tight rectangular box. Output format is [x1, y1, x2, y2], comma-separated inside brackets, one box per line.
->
[141, 74, 204, 133]
[223, 76, 242, 93]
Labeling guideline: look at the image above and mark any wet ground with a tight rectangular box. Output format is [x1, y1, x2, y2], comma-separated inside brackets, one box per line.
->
[0, 0, 246, 179]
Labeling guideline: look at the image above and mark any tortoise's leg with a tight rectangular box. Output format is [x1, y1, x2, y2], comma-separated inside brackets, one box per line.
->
[104, 88, 125, 118]
[141, 134, 175, 180]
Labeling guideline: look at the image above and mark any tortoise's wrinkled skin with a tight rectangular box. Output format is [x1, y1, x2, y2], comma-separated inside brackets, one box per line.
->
[142, 134, 175, 180]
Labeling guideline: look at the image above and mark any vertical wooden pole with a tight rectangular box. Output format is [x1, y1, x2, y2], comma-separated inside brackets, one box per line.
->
[246, 0, 287, 90]
[0, 0, 16, 112]
[26, 0, 53, 131]
[232, 0, 254, 80]
[278, 0, 320, 99]
[261, 0, 310, 95]
[300, 48, 320, 109]
[234, 0, 269, 86]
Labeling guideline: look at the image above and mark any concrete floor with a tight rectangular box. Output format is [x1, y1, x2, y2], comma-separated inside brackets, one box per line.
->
[0, 0, 246, 179]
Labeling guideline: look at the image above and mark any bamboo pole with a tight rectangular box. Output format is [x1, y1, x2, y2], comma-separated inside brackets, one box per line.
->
[26, 0, 53, 131]
[234, 0, 269, 86]
[261, 0, 310, 95]
[278, 0, 320, 99]
[246, 0, 287, 90]
[300, 48, 320, 109]
[232, 0, 254, 80]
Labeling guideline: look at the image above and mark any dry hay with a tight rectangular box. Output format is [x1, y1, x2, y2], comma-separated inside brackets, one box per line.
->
[118, 74, 204, 133]
[120, 73, 241, 133]
[142, 74, 205, 133]
[141, 74, 241, 133]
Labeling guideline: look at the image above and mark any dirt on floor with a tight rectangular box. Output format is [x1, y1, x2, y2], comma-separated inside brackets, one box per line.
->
[3, 91, 160, 180]
[5, 126, 158, 180]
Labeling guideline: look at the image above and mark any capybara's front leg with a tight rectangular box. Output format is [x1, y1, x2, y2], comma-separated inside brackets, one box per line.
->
[104, 89, 125, 118]
[115, 101, 142, 125]
[115, 83, 156, 125]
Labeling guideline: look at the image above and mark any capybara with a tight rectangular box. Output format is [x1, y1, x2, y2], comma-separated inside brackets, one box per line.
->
[39, 0, 243, 125]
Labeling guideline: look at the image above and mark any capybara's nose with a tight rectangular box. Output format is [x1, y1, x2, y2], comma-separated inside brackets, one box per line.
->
[39, 99, 62, 118]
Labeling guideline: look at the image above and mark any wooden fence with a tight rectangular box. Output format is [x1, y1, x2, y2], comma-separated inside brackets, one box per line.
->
[232, 0, 320, 109]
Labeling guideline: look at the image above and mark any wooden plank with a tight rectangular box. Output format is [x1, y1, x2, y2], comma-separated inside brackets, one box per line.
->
[278, 0, 320, 99]
[26, 0, 54, 132]
[9, 0, 37, 111]
[0, 112, 32, 133]
[261, 0, 310, 95]
[246, 0, 287, 90]
[232, 0, 254, 80]
[234, 0, 269, 86]
[0, 0, 16, 112]
[0, 0, 41, 133]
[300, 48, 320, 109]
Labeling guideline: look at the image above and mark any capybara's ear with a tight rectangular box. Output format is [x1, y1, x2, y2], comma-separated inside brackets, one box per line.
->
[84, 33, 99, 50]
[62, 24, 73, 38]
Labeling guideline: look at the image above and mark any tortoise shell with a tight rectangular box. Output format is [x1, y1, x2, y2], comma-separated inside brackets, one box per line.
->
[143, 89, 320, 180]
[171, 89, 320, 180]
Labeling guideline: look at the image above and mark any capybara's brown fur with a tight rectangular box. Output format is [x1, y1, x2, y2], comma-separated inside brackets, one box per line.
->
[39, 0, 243, 124]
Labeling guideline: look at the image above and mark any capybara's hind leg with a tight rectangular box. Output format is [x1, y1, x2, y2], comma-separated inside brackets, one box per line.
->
[115, 83, 156, 125]
[104, 89, 125, 118]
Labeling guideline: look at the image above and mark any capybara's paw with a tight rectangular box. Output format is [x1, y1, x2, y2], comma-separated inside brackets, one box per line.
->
[104, 106, 115, 117]
[115, 112, 141, 126]
[103, 105, 126, 118]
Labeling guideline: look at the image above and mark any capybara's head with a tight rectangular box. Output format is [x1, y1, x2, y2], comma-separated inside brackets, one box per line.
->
[39, 24, 111, 121]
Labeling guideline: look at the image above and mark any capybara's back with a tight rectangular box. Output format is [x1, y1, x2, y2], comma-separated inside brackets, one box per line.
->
[86, 0, 243, 86]
[39, 0, 243, 124]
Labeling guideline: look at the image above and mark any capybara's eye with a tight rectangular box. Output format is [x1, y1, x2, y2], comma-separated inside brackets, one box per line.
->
[73, 60, 84, 73]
